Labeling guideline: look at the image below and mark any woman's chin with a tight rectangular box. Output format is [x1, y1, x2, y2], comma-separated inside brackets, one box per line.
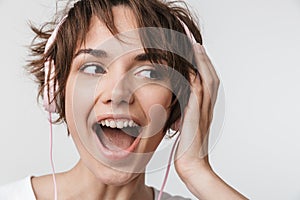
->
[95, 170, 139, 186]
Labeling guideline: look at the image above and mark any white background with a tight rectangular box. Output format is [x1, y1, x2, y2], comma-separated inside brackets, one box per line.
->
[0, 0, 300, 199]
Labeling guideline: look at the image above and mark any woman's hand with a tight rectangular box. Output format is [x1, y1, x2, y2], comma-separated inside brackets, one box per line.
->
[174, 44, 248, 200]
[174, 43, 219, 176]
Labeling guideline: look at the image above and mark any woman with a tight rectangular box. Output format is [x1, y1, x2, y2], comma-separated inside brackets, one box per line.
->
[0, 0, 247, 199]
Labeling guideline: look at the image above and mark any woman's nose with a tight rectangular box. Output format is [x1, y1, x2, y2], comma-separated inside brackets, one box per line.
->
[95, 67, 135, 106]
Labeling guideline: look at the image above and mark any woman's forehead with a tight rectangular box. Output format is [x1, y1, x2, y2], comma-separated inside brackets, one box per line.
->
[75, 13, 143, 60]
[74, 36, 145, 65]
[81, 6, 139, 47]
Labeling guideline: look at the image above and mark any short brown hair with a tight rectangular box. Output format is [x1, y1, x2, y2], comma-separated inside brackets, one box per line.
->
[27, 0, 202, 133]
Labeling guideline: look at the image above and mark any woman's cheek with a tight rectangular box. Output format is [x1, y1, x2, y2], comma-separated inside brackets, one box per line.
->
[138, 86, 172, 136]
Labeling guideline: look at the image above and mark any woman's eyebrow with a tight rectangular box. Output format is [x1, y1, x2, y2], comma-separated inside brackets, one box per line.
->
[74, 48, 108, 58]
[134, 52, 167, 62]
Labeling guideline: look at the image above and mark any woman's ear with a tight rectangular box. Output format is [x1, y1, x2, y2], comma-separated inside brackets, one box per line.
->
[170, 117, 182, 131]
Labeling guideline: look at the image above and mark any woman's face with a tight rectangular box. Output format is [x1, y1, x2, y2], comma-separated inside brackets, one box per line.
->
[65, 6, 173, 184]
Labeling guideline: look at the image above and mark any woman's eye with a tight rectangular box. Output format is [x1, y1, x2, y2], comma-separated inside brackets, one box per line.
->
[135, 69, 161, 79]
[80, 64, 106, 75]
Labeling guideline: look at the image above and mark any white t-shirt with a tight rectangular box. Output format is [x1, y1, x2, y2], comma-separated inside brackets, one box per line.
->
[0, 176, 36, 200]
[0, 176, 192, 200]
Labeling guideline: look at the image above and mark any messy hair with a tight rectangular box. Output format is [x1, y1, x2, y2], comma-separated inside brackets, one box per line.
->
[27, 0, 202, 133]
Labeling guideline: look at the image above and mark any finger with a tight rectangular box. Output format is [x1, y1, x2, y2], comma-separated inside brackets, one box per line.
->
[177, 84, 202, 158]
[183, 72, 202, 125]
[198, 45, 219, 84]
[189, 77, 210, 160]
[193, 44, 219, 105]
[193, 44, 219, 119]
[192, 45, 221, 156]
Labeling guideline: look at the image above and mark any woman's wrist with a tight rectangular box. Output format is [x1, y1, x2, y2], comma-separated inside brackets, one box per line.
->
[175, 156, 211, 181]
[177, 160, 248, 200]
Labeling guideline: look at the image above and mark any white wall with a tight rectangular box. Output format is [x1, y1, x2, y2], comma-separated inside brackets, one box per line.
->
[0, 0, 300, 199]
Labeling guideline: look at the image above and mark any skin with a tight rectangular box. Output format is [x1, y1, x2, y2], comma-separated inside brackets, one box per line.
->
[32, 5, 248, 200]
[32, 6, 170, 200]
[174, 44, 248, 200]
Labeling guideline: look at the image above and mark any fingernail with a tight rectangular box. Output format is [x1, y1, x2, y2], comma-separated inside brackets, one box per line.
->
[193, 43, 205, 54]
[192, 71, 200, 82]
[198, 45, 206, 54]
[196, 71, 201, 80]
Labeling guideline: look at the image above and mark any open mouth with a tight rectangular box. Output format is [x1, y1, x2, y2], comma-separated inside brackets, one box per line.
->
[92, 119, 142, 152]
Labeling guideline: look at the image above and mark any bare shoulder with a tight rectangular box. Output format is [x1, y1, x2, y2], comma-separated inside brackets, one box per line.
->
[31, 174, 62, 200]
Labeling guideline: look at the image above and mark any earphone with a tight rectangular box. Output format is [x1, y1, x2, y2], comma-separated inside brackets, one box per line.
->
[43, 16, 67, 113]
[44, 15, 198, 200]
[43, 16, 68, 200]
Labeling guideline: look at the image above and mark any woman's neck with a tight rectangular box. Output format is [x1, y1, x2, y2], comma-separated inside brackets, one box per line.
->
[32, 160, 154, 200]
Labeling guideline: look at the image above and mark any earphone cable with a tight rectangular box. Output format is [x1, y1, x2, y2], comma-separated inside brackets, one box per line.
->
[49, 112, 58, 200]
[157, 134, 180, 200]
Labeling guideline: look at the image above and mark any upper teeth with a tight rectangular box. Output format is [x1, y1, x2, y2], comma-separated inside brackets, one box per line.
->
[98, 119, 139, 129]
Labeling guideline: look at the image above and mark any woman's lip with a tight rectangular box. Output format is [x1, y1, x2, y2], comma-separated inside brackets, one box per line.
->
[92, 127, 142, 160]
